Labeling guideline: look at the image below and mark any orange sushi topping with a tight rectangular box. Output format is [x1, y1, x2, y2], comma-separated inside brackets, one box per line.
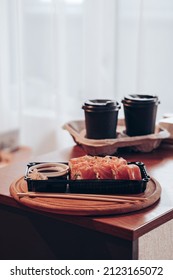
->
[69, 155, 142, 180]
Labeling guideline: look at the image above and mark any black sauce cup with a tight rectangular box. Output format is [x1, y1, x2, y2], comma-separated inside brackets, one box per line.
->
[122, 94, 160, 136]
[82, 99, 121, 139]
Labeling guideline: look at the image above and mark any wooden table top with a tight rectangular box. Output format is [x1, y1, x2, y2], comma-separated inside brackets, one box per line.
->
[0, 143, 173, 241]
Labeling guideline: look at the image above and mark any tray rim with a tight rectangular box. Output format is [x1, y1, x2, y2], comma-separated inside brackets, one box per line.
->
[9, 176, 161, 216]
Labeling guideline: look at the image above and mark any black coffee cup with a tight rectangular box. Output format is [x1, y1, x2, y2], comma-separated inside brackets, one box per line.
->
[122, 94, 160, 136]
[82, 99, 121, 139]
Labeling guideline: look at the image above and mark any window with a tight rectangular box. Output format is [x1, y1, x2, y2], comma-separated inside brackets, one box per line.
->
[0, 0, 173, 155]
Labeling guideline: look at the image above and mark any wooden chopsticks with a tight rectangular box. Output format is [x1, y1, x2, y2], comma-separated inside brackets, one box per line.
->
[17, 192, 147, 204]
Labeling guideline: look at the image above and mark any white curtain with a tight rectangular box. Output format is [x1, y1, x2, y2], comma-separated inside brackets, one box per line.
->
[1, 0, 173, 155]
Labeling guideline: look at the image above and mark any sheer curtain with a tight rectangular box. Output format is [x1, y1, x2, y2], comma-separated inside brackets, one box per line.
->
[1, 0, 173, 156]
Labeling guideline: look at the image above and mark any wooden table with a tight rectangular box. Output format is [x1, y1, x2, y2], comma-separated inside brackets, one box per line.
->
[0, 143, 173, 260]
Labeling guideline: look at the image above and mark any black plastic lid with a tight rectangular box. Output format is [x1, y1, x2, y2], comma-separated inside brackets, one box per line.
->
[122, 94, 159, 105]
[82, 99, 120, 112]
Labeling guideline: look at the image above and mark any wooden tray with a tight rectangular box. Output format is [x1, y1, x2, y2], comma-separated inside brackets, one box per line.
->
[9, 176, 161, 216]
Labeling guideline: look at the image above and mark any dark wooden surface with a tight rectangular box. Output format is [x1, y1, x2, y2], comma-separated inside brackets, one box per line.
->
[1, 143, 173, 238]
[0, 204, 138, 260]
[0, 142, 173, 259]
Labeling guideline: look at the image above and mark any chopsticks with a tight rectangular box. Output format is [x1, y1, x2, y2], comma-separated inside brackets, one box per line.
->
[17, 192, 147, 204]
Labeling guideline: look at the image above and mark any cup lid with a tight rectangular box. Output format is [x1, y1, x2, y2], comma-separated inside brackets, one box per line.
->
[82, 99, 120, 111]
[122, 94, 159, 104]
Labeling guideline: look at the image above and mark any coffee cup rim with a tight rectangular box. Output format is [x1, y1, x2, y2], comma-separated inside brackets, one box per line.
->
[122, 94, 160, 105]
[82, 99, 121, 111]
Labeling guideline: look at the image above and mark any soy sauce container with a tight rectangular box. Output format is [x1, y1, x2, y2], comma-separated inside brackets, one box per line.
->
[122, 94, 160, 136]
[82, 99, 121, 139]
[25, 162, 69, 192]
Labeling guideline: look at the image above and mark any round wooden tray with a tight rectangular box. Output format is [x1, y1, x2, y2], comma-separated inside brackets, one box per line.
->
[10, 177, 161, 216]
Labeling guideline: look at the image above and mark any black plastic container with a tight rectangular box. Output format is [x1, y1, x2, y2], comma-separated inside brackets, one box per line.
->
[25, 161, 150, 194]
[25, 162, 69, 193]
[68, 162, 150, 194]
[122, 94, 160, 136]
[82, 99, 121, 139]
